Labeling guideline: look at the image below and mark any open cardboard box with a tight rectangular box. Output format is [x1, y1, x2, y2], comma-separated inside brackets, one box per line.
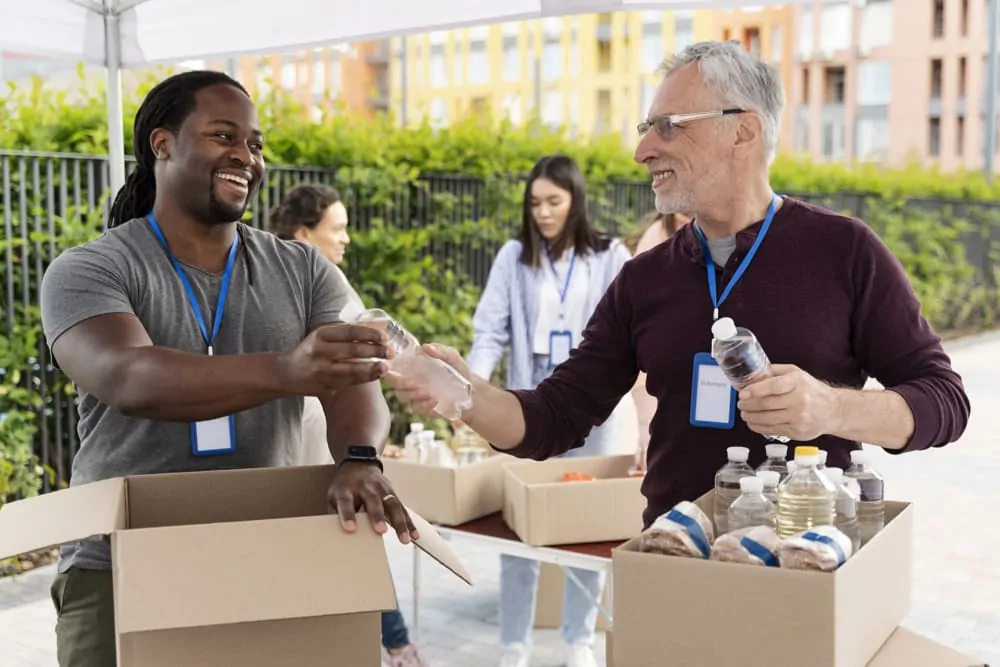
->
[502, 454, 645, 546]
[533, 561, 611, 631]
[382, 450, 512, 526]
[609, 490, 987, 667]
[0, 465, 472, 667]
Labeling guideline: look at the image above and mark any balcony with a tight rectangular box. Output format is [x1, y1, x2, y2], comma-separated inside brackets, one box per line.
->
[367, 40, 392, 65]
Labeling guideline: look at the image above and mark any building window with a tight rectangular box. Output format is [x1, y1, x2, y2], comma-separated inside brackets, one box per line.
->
[822, 120, 845, 160]
[931, 59, 943, 98]
[430, 48, 447, 88]
[819, 2, 851, 56]
[642, 27, 663, 72]
[281, 56, 296, 90]
[744, 27, 761, 56]
[542, 90, 563, 126]
[933, 0, 945, 38]
[798, 6, 814, 60]
[543, 17, 562, 39]
[503, 46, 519, 82]
[503, 94, 522, 124]
[962, 0, 970, 36]
[642, 84, 658, 117]
[859, 0, 893, 53]
[543, 41, 563, 80]
[957, 116, 966, 156]
[675, 12, 694, 52]
[929, 117, 941, 156]
[824, 67, 846, 104]
[469, 44, 489, 85]
[770, 25, 784, 63]
[430, 98, 447, 129]
[857, 61, 892, 106]
[801, 66, 811, 104]
[856, 116, 889, 162]
[312, 55, 326, 96]
[569, 39, 579, 76]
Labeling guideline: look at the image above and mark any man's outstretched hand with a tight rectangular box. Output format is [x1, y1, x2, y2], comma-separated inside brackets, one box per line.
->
[327, 460, 419, 544]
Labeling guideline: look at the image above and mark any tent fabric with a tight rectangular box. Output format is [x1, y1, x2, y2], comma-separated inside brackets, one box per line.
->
[2, 0, 808, 68]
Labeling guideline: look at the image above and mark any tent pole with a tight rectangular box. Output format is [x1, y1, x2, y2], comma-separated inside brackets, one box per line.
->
[104, 1, 127, 207]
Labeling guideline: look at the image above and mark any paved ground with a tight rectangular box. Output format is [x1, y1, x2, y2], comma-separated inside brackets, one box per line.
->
[1, 332, 999, 666]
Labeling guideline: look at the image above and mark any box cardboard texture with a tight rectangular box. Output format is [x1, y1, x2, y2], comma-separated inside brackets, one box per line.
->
[502, 454, 646, 546]
[0, 465, 472, 667]
[533, 561, 611, 631]
[612, 490, 914, 667]
[382, 451, 511, 526]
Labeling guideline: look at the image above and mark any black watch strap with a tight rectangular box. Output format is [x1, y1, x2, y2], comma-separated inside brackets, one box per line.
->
[341, 445, 383, 472]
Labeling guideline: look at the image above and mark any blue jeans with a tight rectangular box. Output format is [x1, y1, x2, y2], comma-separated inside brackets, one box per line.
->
[382, 608, 411, 650]
[499, 355, 622, 648]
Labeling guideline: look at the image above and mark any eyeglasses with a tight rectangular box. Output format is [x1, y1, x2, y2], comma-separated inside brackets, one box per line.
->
[637, 108, 746, 140]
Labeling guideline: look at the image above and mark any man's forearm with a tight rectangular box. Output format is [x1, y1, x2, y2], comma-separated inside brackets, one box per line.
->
[829, 387, 914, 450]
[323, 381, 391, 462]
[109, 348, 290, 421]
[462, 376, 527, 450]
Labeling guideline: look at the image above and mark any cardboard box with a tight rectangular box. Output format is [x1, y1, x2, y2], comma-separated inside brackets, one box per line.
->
[382, 451, 511, 526]
[612, 490, 913, 667]
[0, 465, 471, 667]
[606, 628, 986, 667]
[502, 454, 645, 546]
[533, 561, 610, 631]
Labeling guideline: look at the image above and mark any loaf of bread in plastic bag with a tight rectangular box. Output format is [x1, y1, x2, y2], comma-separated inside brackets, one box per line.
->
[711, 525, 780, 566]
[638, 501, 715, 559]
[776, 525, 853, 571]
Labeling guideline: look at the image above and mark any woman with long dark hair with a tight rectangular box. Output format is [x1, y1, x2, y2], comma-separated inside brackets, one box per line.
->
[466, 155, 633, 667]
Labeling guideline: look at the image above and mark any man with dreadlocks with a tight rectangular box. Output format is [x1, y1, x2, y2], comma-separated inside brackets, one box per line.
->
[38, 70, 415, 666]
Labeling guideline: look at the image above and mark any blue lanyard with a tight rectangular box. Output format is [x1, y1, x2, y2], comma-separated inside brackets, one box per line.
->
[146, 213, 239, 355]
[694, 194, 779, 321]
[544, 245, 576, 316]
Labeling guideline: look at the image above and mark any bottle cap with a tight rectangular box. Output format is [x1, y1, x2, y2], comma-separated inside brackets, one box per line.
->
[787, 461, 798, 472]
[794, 445, 819, 458]
[765, 444, 788, 459]
[727, 446, 750, 462]
[823, 467, 844, 484]
[338, 299, 364, 323]
[740, 476, 764, 493]
[850, 449, 867, 464]
[410, 423, 424, 432]
[756, 470, 780, 487]
[711, 317, 738, 341]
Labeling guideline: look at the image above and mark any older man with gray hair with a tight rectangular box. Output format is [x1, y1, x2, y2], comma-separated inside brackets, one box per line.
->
[387, 41, 970, 665]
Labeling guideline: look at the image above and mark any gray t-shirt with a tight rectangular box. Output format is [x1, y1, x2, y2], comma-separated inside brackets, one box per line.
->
[706, 235, 737, 267]
[40, 218, 350, 571]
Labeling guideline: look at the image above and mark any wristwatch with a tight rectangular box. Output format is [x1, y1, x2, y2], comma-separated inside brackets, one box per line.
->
[341, 445, 383, 472]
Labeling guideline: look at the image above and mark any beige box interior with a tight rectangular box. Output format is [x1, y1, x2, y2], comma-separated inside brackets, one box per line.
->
[382, 451, 511, 526]
[0, 465, 471, 667]
[611, 490, 914, 667]
[502, 454, 646, 546]
[533, 561, 610, 631]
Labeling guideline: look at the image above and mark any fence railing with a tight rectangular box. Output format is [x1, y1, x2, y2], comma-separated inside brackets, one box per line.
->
[2, 149, 999, 492]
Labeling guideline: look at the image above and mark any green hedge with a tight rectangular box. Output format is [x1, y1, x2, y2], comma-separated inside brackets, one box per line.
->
[1, 67, 999, 503]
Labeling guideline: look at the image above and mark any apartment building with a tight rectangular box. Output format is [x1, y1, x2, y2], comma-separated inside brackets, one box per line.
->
[790, 0, 999, 171]
[385, 11, 717, 145]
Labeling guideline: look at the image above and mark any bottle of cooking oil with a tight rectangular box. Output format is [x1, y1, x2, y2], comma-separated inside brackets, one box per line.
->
[775, 445, 837, 538]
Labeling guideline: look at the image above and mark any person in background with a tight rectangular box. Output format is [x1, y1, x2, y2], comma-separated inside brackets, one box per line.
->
[268, 183, 430, 667]
[465, 154, 632, 667]
[628, 210, 692, 471]
[39, 70, 415, 667]
[386, 39, 971, 591]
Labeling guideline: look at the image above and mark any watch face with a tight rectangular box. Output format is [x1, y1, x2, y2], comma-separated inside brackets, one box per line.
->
[348, 445, 378, 459]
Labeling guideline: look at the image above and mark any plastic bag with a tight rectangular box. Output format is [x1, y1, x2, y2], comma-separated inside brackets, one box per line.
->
[776, 525, 853, 571]
[638, 501, 714, 559]
[711, 525, 780, 567]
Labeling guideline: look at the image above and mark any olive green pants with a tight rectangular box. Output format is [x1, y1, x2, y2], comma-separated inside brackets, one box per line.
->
[50, 569, 117, 667]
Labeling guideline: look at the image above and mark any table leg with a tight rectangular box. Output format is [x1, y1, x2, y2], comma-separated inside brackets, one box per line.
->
[412, 545, 422, 642]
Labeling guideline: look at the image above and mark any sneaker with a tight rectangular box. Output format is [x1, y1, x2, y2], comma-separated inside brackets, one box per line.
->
[499, 643, 531, 667]
[382, 644, 430, 667]
[565, 644, 598, 667]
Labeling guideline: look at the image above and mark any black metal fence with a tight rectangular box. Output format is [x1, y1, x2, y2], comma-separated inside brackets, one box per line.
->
[1, 149, 999, 491]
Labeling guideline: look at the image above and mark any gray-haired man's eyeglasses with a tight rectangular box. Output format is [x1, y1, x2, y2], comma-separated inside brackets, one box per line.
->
[637, 108, 746, 140]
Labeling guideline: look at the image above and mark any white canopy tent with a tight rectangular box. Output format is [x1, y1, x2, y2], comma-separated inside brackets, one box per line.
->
[4, 0, 857, 197]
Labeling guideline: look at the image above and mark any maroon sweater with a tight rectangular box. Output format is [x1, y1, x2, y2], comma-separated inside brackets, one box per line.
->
[506, 197, 971, 529]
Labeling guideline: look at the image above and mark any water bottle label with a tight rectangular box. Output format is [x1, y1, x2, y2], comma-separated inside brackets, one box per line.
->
[689, 352, 736, 429]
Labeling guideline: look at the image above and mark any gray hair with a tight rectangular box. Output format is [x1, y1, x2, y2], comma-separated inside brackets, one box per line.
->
[660, 41, 785, 163]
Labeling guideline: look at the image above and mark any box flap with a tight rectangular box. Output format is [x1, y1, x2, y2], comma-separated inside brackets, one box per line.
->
[0, 477, 127, 560]
[868, 628, 987, 666]
[113, 514, 397, 633]
[406, 509, 473, 586]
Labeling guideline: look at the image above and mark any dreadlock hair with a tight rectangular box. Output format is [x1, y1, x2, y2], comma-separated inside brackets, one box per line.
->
[107, 70, 250, 229]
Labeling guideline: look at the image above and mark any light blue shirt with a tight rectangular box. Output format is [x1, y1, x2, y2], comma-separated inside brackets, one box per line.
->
[466, 238, 632, 390]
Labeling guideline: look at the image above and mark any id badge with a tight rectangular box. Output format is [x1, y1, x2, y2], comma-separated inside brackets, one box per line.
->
[548, 330, 573, 368]
[689, 352, 736, 429]
[191, 415, 236, 456]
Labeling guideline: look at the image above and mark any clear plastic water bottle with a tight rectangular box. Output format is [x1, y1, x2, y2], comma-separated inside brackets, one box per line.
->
[710, 317, 789, 443]
[402, 422, 424, 461]
[727, 476, 776, 532]
[816, 449, 828, 470]
[339, 301, 473, 420]
[775, 445, 837, 538]
[714, 446, 755, 535]
[844, 449, 886, 545]
[822, 467, 861, 553]
[756, 444, 789, 481]
[756, 470, 780, 506]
